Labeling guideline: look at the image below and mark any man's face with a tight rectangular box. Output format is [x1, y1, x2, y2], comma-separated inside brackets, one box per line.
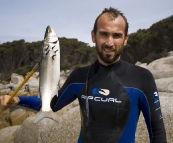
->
[92, 13, 129, 66]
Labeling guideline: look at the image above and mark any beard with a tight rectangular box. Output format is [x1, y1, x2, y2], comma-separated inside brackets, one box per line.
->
[96, 42, 123, 64]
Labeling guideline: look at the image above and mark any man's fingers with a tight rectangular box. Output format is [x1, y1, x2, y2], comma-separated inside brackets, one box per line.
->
[0, 95, 13, 110]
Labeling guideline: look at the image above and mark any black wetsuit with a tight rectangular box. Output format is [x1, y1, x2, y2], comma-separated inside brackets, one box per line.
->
[18, 60, 167, 143]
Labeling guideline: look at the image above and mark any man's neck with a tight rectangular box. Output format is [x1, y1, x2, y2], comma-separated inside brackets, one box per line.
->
[97, 56, 120, 66]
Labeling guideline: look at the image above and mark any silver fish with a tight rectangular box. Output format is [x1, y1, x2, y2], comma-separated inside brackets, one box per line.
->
[34, 26, 60, 124]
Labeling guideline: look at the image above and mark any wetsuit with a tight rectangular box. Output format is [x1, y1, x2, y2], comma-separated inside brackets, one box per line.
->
[18, 60, 167, 143]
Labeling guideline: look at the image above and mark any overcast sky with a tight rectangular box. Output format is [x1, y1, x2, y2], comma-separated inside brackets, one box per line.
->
[0, 0, 173, 46]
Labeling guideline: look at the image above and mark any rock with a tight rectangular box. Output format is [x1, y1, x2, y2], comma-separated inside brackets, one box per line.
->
[0, 88, 11, 95]
[9, 83, 25, 91]
[155, 77, 173, 93]
[25, 74, 39, 92]
[138, 63, 147, 68]
[58, 77, 67, 89]
[135, 61, 142, 66]
[10, 73, 24, 85]
[14, 106, 80, 143]
[28, 90, 38, 95]
[28, 72, 39, 79]
[9, 106, 37, 126]
[167, 51, 173, 57]
[45, 106, 80, 143]
[0, 83, 5, 90]
[8, 89, 29, 96]
[138, 56, 173, 79]
[60, 70, 66, 77]
[0, 125, 20, 143]
[25, 82, 39, 93]
[14, 117, 56, 143]
[159, 92, 173, 143]
[10, 108, 27, 126]
[0, 109, 11, 129]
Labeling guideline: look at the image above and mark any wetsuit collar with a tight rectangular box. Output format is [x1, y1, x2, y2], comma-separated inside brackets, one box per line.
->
[94, 59, 123, 75]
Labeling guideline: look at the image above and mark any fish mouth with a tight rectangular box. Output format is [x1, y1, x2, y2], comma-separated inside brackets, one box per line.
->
[44, 26, 52, 39]
[44, 26, 58, 43]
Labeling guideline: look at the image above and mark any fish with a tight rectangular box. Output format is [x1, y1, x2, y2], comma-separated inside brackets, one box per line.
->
[34, 26, 60, 124]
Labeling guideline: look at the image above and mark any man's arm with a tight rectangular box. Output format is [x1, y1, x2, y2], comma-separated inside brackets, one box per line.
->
[51, 68, 85, 111]
[140, 70, 167, 143]
[0, 95, 41, 112]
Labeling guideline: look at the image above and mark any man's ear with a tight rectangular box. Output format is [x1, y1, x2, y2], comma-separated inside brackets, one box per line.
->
[91, 30, 96, 43]
[123, 34, 129, 46]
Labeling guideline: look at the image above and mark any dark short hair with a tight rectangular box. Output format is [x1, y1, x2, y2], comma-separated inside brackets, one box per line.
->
[93, 7, 129, 36]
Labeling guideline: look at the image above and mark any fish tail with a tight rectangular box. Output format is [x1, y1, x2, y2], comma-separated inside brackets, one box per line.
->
[34, 110, 58, 124]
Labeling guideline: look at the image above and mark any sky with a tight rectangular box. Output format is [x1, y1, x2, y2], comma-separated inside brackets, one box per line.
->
[0, 0, 173, 46]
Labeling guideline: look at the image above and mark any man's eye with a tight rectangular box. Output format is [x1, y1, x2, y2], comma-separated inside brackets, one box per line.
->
[113, 34, 122, 38]
[100, 33, 108, 36]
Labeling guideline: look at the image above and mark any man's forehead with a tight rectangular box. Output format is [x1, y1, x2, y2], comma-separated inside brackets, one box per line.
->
[106, 12, 118, 21]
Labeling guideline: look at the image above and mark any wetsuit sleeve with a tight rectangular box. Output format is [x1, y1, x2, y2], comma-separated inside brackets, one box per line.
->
[50, 68, 84, 112]
[140, 70, 167, 143]
[18, 96, 41, 111]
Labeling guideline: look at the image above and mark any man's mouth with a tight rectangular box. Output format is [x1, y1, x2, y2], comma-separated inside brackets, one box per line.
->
[103, 48, 115, 55]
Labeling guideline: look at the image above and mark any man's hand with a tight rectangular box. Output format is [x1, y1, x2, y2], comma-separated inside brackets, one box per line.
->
[0, 95, 20, 111]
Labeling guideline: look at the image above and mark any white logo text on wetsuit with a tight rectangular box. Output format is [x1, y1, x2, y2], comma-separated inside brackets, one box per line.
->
[81, 95, 122, 103]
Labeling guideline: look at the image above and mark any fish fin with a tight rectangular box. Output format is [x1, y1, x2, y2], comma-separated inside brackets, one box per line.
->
[34, 110, 58, 124]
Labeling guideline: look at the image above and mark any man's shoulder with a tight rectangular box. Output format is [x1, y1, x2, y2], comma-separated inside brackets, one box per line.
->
[68, 64, 93, 82]
[122, 60, 152, 75]
[74, 64, 92, 74]
[121, 60, 155, 83]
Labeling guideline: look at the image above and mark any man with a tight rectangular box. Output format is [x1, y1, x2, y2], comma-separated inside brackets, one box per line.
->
[0, 7, 166, 143]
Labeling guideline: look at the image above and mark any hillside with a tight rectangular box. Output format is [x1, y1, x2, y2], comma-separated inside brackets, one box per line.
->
[0, 15, 173, 81]
[121, 15, 173, 64]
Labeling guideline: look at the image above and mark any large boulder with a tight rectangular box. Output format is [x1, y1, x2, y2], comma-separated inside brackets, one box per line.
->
[0, 125, 20, 143]
[155, 77, 173, 93]
[14, 106, 80, 143]
[10, 73, 24, 85]
[10, 108, 27, 126]
[0, 88, 11, 96]
[14, 117, 56, 143]
[0, 109, 11, 129]
[45, 106, 80, 143]
[0, 83, 5, 90]
[24, 73, 39, 95]
[58, 77, 67, 89]
[138, 56, 173, 79]
[9, 106, 37, 126]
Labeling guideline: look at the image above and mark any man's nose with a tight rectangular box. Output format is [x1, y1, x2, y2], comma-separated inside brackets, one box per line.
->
[105, 36, 114, 47]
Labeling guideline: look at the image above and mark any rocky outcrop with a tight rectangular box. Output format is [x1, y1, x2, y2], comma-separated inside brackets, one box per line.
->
[137, 56, 173, 79]
[0, 125, 20, 143]
[14, 106, 80, 143]
[155, 77, 173, 93]
[0, 109, 11, 129]
[0, 70, 70, 96]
